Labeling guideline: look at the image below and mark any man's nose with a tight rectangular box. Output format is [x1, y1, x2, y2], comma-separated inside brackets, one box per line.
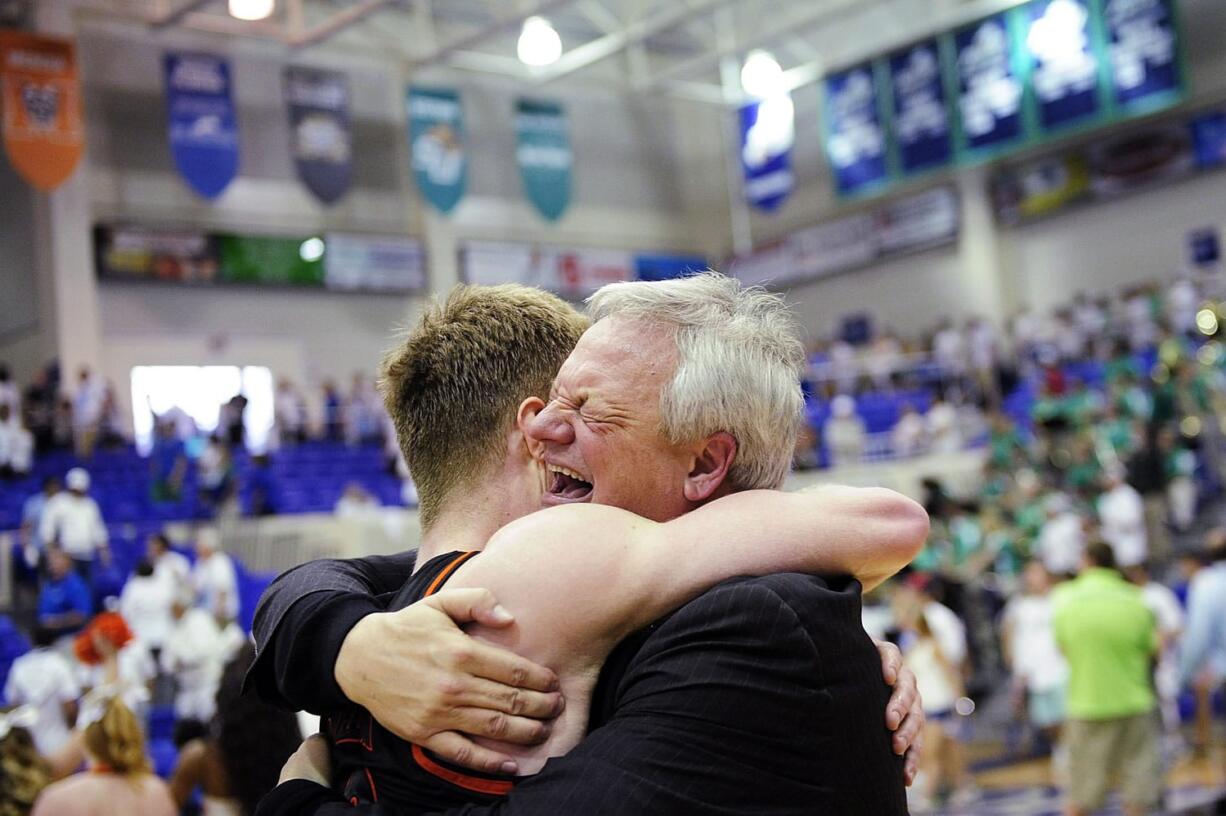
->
[528, 401, 575, 445]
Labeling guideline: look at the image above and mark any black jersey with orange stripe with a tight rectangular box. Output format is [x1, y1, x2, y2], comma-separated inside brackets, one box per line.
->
[325, 550, 518, 812]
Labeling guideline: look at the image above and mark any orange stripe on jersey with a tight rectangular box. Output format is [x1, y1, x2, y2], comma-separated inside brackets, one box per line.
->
[424, 550, 479, 597]
[411, 745, 515, 796]
[414, 549, 514, 797]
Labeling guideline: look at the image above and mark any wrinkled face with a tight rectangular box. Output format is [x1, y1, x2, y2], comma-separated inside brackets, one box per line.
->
[525, 317, 695, 522]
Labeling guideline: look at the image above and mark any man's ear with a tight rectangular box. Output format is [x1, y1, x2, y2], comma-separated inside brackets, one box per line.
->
[517, 397, 547, 460]
[683, 431, 737, 503]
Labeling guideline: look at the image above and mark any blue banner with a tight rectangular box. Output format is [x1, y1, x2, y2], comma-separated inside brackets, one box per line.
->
[164, 52, 239, 200]
[739, 97, 794, 211]
[1025, 0, 1102, 132]
[823, 63, 887, 195]
[888, 41, 953, 174]
[408, 87, 466, 215]
[515, 99, 572, 222]
[1103, 0, 1181, 111]
[634, 254, 708, 282]
[954, 14, 1024, 153]
[1191, 111, 1226, 169]
[285, 67, 351, 205]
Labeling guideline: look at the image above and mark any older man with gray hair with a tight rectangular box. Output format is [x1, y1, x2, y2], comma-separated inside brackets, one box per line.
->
[253, 273, 924, 814]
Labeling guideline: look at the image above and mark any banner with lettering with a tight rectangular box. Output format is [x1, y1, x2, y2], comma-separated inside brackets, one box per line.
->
[407, 87, 466, 215]
[515, 99, 572, 221]
[739, 96, 794, 211]
[1103, 0, 1182, 113]
[953, 14, 1024, 155]
[285, 67, 351, 205]
[887, 40, 953, 175]
[822, 63, 888, 196]
[1024, 0, 1103, 132]
[164, 52, 239, 199]
[0, 31, 83, 190]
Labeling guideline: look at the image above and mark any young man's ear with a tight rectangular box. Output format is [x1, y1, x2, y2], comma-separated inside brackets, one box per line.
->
[683, 431, 737, 503]
[516, 397, 547, 460]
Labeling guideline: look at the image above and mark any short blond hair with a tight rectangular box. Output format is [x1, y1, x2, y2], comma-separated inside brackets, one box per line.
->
[380, 284, 589, 529]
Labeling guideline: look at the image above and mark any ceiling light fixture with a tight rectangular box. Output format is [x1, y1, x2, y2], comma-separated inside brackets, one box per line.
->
[740, 49, 784, 99]
[517, 16, 562, 67]
[229, 0, 275, 22]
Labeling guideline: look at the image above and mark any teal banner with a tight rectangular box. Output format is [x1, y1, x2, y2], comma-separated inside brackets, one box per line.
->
[515, 99, 572, 221]
[407, 87, 466, 215]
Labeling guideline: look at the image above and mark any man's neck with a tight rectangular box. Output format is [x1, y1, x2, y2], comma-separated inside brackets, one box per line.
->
[418, 486, 527, 566]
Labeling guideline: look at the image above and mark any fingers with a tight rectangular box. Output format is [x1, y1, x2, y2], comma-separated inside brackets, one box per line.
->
[884, 664, 919, 732]
[874, 639, 902, 687]
[428, 588, 515, 628]
[447, 706, 552, 746]
[421, 731, 521, 776]
[459, 676, 564, 720]
[450, 637, 560, 694]
[903, 733, 923, 787]
[892, 708, 924, 757]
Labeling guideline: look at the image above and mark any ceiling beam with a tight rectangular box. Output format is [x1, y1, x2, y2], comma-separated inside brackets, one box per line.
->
[533, 0, 744, 84]
[289, 0, 396, 48]
[149, 0, 213, 28]
[642, 0, 866, 89]
[411, 0, 580, 67]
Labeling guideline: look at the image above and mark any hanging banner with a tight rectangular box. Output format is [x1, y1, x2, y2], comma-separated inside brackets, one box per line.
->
[164, 52, 239, 199]
[823, 63, 888, 196]
[1191, 111, 1226, 169]
[407, 87, 466, 215]
[515, 98, 572, 221]
[739, 96, 794, 211]
[634, 254, 708, 282]
[0, 31, 83, 190]
[1024, 0, 1102, 132]
[1103, 0, 1181, 112]
[954, 14, 1024, 154]
[285, 67, 351, 205]
[887, 41, 953, 175]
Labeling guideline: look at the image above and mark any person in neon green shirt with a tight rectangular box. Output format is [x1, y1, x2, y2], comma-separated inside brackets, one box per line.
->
[1052, 542, 1160, 816]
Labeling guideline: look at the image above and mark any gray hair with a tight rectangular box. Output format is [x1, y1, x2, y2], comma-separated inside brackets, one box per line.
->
[586, 271, 804, 490]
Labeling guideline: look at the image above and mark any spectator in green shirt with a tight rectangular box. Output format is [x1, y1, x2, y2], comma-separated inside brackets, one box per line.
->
[1052, 542, 1160, 816]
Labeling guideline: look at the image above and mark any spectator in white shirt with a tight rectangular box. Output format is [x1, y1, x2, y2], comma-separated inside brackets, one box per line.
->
[891, 404, 927, 458]
[72, 366, 106, 460]
[1097, 467, 1147, 568]
[0, 403, 34, 478]
[160, 593, 227, 725]
[865, 332, 902, 390]
[933, 320, 967, 380]
[1001, 561, 1068, 746]
[1125, 562, 1185, 745]
[119, 561, 175, 654]
[926, 392, 962, 454]
[147, 533, 190, 597]
[1167, 276, 1199, 337]
[1037, 493, 1085, 577]
[0, 364, 19, 415]
[39, 468, 108, 574]
[828, 339, 858, 395]
[824, 395, 866, 467]
[274, 379, 305, 448]
[3, 625, 81, 756]
[191, 529, 238, 622]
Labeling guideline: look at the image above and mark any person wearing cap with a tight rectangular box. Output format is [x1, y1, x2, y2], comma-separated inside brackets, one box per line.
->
[38, 468, 108, 577]
[1053, 541, 1160, 816]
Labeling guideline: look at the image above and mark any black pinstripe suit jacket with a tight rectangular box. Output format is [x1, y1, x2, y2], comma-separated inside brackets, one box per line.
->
[250, 555, 908, 815]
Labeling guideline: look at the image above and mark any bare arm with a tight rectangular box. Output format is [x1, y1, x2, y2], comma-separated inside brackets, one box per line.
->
[454, 484, 927, 664]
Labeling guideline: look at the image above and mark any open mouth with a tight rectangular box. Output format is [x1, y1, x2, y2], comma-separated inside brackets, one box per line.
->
[546, 464, 594, 503]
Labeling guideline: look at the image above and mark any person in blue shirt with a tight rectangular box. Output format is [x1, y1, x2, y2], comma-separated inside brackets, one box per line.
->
[1180, 528, 1226, 689]
[37, 549, 92, 639]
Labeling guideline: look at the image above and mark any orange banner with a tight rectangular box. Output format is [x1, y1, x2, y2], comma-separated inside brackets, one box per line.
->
[0, 30, 83, 190]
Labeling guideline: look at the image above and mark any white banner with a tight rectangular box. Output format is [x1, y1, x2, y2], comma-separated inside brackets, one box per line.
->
[462, 241, 633, 298]
[324, 233, 426, 292]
